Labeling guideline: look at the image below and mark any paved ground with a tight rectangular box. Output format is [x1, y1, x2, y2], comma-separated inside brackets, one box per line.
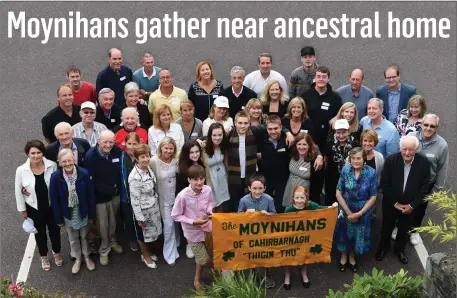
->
[0, 2, 456, 298]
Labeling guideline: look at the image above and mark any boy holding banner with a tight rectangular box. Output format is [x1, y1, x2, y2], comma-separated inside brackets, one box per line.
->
[171, 165, 213, 295]
[237, 174, 277, 288]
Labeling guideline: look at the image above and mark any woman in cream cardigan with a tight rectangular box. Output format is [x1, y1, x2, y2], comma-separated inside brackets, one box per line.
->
[15, 140, 61, 271]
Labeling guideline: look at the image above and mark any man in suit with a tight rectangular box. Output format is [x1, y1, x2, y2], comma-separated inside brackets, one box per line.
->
[375, 65, 416, 123]
[376, 135, 430, 264]
[45, 122, 91, 166]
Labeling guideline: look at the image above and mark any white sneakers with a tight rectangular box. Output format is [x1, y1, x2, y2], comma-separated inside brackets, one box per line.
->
[72, 258, 82, 274]
[141, 255, 157, 269]
[391, 227, 398, 240]
[186, 244, 194, 259]
[85, 256, 95, 271]
[410, 233, 422, 246]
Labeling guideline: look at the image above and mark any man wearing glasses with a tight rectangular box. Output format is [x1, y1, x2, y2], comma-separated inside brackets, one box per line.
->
[375, 65, 416, 123]
[407, 113, 449, 246]
[72, 102, 108, 147]
[148, 68, 189, 121]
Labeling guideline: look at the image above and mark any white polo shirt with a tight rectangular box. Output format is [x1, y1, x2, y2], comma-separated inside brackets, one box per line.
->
[243, 70, 288, 99]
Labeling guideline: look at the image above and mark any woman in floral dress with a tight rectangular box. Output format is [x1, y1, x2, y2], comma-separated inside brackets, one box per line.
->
[334, 147, 377, 273]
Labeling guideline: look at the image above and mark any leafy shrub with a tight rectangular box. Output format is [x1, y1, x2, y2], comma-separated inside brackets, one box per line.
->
[326, 268, 423, 298]
[414, 190, 456, 242]
[187, 270, 267, 298]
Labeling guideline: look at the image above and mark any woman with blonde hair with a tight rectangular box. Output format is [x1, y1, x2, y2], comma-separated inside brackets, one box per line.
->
[281, 97, 315, 139]
[261, 80, 289, 118]
[148, 104, 184, 156]
[394, 94, 427, 136]
[174, 101, 203, 142]
[150, 137, 180, 266]
[202, 96, 234, 137]
[328, 102, 362, 146]
[188, 61, 224, 121]
[245, 98, 267, 126]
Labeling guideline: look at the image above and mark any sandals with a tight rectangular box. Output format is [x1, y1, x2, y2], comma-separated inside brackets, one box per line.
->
[53, 253, 63, 267]
[41, 257, 51, 271]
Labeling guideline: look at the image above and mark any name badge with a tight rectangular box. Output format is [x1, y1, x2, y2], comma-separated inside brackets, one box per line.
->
[111, 119, 116, 122]
[213, 94, 218, 98]
[321, 105, 329, 110]
[277, 148, 286, 152]
[171, 97, 180, 105]
[120, 76, 126, 81]
[299, 166, 308, 171]
[378, 136, 382, 139]
[322, 102, 330, 106]
[191, 132, 198, 136]
[426, 153, 435, 158]
[112, 158, 119, 163]
[300, 129, 308, 133]
[321, 125, 325, 129]
[121, 142, 125, 146]
[241, 106, 245, 110]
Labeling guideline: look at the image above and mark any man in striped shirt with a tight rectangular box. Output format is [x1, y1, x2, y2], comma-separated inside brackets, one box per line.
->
[72, 101, 108, 147]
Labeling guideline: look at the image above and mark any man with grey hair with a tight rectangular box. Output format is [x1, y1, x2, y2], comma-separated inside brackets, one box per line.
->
[95, 88, 122, 130]
[336, 69, 374, 120]
[148, 68, 188, 120]
[113, 107, 148, 151]
[133, 52, 161, 99]
[96, 48, 133, 107]
[219, 66, 257, 119]
[376, 135, 430, 264]
[72, 101, 108, 147]
[360, 98, 400, 158]
[45, 122, 91, 166]
[243, 53, 288, 98]
[84, 130, 123, 265]
[406, 113, 449, 245]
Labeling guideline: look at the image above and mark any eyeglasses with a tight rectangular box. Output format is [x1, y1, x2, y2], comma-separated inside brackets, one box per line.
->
[83, 111, 95, 115]
[423, 123, 437, 129]
[386, 76, 398, 80]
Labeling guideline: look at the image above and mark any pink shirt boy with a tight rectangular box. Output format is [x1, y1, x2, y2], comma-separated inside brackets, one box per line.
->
[171, 185, 213, 243]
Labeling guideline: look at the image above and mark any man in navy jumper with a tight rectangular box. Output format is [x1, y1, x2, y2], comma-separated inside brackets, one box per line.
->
[96, 48, 133, 107]
[84, 130, 123, 266]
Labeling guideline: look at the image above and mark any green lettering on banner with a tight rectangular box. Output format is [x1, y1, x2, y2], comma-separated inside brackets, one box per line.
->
[306, 219, 316, 230]
[285, 220, 296, 232]
[317, 218, 327, 229]
[296, 220, 305, 231]
[271, 221, 281, 233]
[243, 251, 274, 260]
[251, 223, 260, 234]
[260, 221, 269, 233]
[239, 223, 249, 235]
[304, 235, 310, 243]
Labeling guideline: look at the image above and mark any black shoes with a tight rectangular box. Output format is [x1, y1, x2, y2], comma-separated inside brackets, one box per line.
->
[349, 262, 357, 273]
[283, 278, 311, 290]
[339, 262, 347, 272]
[283, 283, 291, 291]
[303, 280, 311, 288]
[397, 251, 408, 264]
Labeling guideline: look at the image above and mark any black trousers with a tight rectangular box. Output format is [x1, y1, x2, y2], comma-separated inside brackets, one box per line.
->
[26, 204, 61, 256]
[265, 182, 287, 213]
[410, 183, 434, 230]
[378, 202, 413, 253]
[231, 178, 246, 212]
[324, 168, 339, 206]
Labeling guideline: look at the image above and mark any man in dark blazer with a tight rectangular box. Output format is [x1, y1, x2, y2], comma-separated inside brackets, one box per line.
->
[45, 122, 91, 166]
[219, 66, 258, 119]
[376, 135, 430, 264]
[375, 65, 416, 123]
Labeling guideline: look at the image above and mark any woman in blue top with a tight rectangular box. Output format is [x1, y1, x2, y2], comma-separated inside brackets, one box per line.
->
[334, 147, 377, 273]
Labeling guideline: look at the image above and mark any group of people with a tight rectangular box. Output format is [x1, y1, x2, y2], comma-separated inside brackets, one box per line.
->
[14, 46, 449, 294]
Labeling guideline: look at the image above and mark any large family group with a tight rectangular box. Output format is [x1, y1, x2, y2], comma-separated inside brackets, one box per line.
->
[14, 46, 449, 294]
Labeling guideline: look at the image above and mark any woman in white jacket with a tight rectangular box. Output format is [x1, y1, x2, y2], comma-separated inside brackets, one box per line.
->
[15, 140, 61, 271]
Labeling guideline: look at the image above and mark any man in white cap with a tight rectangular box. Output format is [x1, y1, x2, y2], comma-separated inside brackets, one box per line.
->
[72, 102, 108, 147]
[202, 96, 234, 137]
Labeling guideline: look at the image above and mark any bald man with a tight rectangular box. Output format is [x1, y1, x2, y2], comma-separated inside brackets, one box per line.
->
[336, 69, 374, 120]
[42, 85, 82, 144]
[44, 122, 90, 165]
[376, 135, 430, 264]
[84, 130, 123, 265]
[96, 48, 133, 107]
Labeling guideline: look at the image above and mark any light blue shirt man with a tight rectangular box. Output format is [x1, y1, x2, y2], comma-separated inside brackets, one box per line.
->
[360, 116, 400, 159]
[336, 84, 374, 120]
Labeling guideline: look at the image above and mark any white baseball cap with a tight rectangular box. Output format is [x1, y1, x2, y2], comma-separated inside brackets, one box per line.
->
[80, 101, 96, 110]
[214, 96, 230, 108]
[334, 119, 350, 130]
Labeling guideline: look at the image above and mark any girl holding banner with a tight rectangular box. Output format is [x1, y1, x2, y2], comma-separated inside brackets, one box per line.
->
[283, 185, 337, 290]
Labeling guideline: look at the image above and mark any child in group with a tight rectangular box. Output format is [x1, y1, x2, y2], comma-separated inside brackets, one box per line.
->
[237, 174, 276, 289]
[283, 185, 337, 290]
[171, 165, 213, 295]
